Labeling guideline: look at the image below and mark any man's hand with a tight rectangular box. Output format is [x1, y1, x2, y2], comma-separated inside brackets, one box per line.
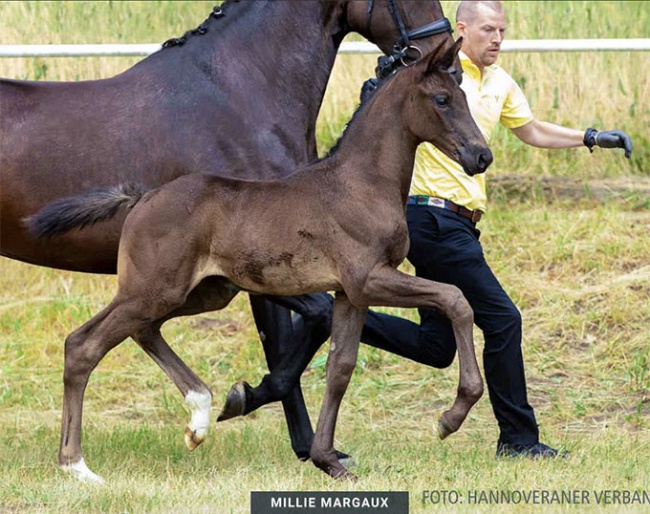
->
[584, 128, 633, 158]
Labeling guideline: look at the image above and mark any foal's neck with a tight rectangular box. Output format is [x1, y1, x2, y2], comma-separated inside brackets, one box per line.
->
[330, 81, 420, 202]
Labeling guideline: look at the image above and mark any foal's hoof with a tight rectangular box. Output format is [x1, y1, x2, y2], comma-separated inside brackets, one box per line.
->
[333, 468, 358, 482]
[217, 381, 251, 421]
[184, 426, 206, 451]
[61, 458, 106, 485]
[315, 462, 357, 481]
[312, 451, 358, 481]
[299, 449, 356, 468]
[437, 412, 457, 440]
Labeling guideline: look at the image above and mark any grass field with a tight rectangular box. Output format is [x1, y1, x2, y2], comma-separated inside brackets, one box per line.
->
[1, 1, 649, 513]
[1, 203, 649, 513]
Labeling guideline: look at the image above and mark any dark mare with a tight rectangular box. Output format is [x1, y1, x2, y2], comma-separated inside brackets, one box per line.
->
[28, 38, 492, 481]
[0, 0, 457, 465]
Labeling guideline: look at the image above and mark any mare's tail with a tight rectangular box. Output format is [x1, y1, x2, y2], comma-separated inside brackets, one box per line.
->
[24, 183, 148, 238]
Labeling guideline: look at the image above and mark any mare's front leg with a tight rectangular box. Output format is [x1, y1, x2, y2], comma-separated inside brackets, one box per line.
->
[310, 293, 366, 479]
[220, 294, 332, 419]
[243, 294, 332, 461]
[361, 266, 483, 438]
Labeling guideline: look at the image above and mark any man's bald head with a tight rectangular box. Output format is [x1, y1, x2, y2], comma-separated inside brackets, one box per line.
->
[456, 1, 504, 26]
[455, 1, 507, 71]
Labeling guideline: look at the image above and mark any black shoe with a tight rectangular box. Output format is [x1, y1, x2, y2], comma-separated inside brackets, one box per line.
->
[496, 442, 569, 459]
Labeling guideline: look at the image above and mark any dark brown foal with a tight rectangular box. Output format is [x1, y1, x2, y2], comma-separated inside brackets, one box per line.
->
[27, 38, 491, 481]
[2, 0, 458, 467]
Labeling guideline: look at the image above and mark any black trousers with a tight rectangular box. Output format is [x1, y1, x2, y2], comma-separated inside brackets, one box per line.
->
[361, 206, 539, 445]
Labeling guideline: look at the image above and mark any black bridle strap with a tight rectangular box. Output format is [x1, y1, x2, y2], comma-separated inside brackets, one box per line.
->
[387, 0, 411, 49]
[362, 0, 454, 80]
[361, 1, 454, 95]
[365, 0, 453, 51]
[405, 17, 453, 42]
[365, 0, 375, 37]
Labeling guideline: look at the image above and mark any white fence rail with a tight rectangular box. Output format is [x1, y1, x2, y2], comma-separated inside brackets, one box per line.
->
[1, 39, 649, 58]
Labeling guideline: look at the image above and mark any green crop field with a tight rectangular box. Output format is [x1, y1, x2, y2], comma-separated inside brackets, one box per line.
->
[0, 2, 649, 513]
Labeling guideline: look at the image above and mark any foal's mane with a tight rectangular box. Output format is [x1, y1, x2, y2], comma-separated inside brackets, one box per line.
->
[323, 72, 396, 159]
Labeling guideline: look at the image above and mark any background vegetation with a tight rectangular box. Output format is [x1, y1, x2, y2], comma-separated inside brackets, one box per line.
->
[0, 1, 648, 513]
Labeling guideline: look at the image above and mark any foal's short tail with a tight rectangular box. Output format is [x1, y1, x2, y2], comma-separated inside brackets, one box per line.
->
[25, 183, 148, 238]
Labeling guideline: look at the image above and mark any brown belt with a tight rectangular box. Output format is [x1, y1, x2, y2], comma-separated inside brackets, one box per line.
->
[407, 195, 483, 223]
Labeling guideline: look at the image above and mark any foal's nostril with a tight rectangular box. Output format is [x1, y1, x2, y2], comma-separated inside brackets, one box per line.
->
[477, 150, 493, 173]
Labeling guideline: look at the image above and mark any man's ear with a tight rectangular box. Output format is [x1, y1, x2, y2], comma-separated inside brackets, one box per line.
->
[425, 37, 463, 75]
[456, 21, 467, 38]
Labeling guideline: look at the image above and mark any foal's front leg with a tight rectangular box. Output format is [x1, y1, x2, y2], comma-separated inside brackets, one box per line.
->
[361, 266, 484, 439]
[310, 293, 366, 479]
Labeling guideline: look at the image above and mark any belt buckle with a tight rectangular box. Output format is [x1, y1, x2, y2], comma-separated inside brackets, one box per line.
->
[429, 197, 446, 208]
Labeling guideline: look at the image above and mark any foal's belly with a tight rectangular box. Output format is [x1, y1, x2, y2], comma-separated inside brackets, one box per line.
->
[202, 249, 339, 297]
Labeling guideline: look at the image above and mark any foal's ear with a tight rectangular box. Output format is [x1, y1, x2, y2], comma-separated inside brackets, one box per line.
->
[425, 37, 463, 76]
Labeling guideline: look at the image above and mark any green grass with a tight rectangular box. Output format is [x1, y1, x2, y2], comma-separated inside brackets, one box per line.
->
[0, 423, 649, 513]
[1, 201, 649, 512]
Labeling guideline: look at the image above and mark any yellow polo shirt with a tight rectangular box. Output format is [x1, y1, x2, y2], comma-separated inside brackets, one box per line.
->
[410, 51, 534, 212]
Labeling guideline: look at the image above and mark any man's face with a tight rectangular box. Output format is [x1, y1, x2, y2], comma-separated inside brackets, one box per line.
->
[457, 4, 507, 69]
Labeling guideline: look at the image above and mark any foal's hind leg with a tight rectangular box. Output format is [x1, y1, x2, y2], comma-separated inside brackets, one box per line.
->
[59, 297, 168, 484]
[60, 266, 203, 482]
[134, 278, 239, 451]
[132, 324, 213, 451]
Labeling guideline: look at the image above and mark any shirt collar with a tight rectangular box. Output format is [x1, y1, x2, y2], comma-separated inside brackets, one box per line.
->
[459, 49, 496, 81]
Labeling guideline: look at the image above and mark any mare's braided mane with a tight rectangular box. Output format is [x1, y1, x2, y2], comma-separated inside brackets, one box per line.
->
[162, 2, 239, 49]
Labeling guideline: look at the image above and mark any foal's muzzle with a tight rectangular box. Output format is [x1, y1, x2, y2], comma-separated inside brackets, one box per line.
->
[475, 149, 493, 175]
[459, 146, 493, 176]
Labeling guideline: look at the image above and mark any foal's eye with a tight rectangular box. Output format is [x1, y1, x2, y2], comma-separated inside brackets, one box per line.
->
[434, 95, 449, 107]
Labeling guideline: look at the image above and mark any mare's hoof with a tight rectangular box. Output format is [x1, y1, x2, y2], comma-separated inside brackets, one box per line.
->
[217, 381, 251, 422]
[437, 413, 456, 440]
[184, 426, 205, 451]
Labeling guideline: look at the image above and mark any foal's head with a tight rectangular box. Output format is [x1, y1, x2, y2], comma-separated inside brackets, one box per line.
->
[400, 38, 493, 176]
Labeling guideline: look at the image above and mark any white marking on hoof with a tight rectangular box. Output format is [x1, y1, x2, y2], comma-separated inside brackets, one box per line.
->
[61, 458, 105, 484]
[184, 390, 212, 451]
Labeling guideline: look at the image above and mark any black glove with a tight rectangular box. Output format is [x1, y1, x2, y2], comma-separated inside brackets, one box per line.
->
[584, 128, 633, 159]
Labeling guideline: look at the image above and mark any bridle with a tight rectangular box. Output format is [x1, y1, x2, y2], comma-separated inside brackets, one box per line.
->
[365, 0, 453, 79]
